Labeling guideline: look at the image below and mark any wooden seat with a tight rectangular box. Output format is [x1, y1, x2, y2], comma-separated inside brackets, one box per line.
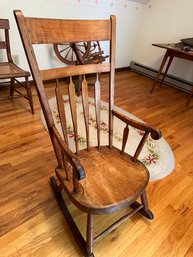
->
[59, 146, 149, 214]
[0, 19, 34, 114]
[14, 10, 162, 256]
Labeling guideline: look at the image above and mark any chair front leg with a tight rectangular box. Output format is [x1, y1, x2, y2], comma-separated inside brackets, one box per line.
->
[141, 191, 154, 220]
[86, 213, 94, 256]
[25, 76, 34, 114]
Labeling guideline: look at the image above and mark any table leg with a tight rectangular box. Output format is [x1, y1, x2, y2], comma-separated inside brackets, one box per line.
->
[151, 50, 170, 93]
[159, 55, 174, 87]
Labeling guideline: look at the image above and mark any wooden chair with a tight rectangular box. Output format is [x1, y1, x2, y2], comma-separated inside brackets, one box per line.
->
[0, 19, 34, 114]
[14, 10, 162, 256]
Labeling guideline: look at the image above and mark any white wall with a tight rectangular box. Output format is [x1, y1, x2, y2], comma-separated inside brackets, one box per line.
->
[1, 0, 147, 72]
[132, 0, 193, 82]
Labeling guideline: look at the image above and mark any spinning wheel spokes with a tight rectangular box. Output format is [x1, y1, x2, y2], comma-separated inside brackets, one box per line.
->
[53, 42, 91, 65]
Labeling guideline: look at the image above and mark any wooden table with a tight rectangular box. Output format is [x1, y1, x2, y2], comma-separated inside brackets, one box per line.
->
[151, 43, 193, 105]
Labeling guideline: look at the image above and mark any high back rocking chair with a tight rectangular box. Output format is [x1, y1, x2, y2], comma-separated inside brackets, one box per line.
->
[14, 10, 162, 256]
[0, 19, 34, 113]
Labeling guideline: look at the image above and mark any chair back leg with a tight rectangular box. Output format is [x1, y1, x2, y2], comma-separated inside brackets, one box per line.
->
[9, 78, 15, 98]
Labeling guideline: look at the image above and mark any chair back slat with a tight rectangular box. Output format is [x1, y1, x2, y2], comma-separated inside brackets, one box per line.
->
[55, 82, 68, 145]
[94, 73, 101, 148]
[68, 77, 79, 154]
[0, 19, 9, 29]
[0, 41, 6, 49]
[0, 19, 12, 61]
[40, 63, 110, 81]
[25, 18, 111, 44]
[121, 125, 129, 154]
[81, 75, 90, 150]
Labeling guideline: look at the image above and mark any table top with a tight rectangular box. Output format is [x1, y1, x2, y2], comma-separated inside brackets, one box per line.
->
[153, 43, 193, 59]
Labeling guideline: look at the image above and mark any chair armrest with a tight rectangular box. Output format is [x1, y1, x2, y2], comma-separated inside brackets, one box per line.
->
[52, 126, 86, 180]
[112, 110, 162, 140]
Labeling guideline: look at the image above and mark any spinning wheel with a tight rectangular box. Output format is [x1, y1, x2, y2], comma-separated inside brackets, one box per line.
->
[53, 41, 108, 65]
[53, 41, 108, 96]
[53, 42, 91, 65]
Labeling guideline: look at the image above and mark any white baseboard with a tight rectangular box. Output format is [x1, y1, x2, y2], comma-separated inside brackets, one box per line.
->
[130, 61, 192, 93]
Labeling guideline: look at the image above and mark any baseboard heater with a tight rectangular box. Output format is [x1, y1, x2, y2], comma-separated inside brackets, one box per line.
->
[130, 61, 192, 93]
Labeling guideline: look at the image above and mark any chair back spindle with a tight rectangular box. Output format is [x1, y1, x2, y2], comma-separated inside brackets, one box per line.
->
[68, 77, 79, 154]
[133, 131, 149, 162]
[81, 75, 90, 150]
[121, 124, 129, 154]
[55, 73, 104, 153]
[94, 73, 101, 148]
[55, 82, 68, 145]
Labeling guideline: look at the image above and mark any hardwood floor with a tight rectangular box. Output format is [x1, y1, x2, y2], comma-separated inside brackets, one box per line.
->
[0, 71, 193, 257]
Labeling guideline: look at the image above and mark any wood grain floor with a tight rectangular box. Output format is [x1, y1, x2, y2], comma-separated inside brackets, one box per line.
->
[0, 71, 193, 257]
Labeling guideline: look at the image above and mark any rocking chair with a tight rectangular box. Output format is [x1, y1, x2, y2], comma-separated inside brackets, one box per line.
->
[14, 10, 162, 257]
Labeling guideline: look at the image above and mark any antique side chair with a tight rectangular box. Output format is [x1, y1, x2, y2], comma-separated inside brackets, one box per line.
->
[14, 10, 162, 257]
[0, 19, 34, 113]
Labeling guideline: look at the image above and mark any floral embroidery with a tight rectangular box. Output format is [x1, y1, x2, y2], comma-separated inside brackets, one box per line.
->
[141, 154, 159, 166]
[86, 113, 122, 141]
[88, 101, 108, 111]
[67, 125, 87, 145]
[53, 107, 60, 124]
[52, 100, 160, 167]
[133, 129, 160, 165]
[141, 138, 160, 166]
[52, 106, 86, 145]
[137, 129, 145, 136]
[63, 99, 69, 104]
[88, 115, 108, 132]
